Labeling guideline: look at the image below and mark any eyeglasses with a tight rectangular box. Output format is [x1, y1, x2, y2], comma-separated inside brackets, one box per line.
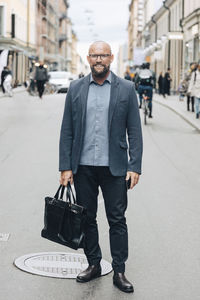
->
[88, 54, 111, 59]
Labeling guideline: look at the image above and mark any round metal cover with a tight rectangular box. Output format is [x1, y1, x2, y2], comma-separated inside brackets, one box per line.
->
[14, 252, 112, 279]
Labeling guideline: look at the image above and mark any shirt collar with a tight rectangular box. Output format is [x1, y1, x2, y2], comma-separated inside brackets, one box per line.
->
[90, 72, 112, 85]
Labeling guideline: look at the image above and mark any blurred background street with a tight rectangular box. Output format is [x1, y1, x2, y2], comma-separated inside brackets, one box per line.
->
[0, 0, 200, 299]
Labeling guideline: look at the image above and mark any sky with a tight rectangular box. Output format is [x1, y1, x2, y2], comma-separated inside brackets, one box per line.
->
[68, 0, 130, 70]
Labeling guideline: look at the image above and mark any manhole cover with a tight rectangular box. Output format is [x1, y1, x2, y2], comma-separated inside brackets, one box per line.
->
[14, 252, 112, 279]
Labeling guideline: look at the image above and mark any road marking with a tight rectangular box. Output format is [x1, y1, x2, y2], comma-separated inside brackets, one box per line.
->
[0, 233, 10, 241]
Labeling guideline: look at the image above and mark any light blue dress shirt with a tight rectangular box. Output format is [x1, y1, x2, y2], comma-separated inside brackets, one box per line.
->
[79, 72, 111, 166]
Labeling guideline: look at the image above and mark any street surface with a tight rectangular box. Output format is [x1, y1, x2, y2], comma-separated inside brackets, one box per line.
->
[0, 91, 200, 300]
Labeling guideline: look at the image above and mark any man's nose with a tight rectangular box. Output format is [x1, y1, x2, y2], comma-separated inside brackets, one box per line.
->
[96, 55, 102, 62]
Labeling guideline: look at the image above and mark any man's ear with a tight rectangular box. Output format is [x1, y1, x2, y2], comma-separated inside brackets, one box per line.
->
[87, 56, 90, 64]
[110, 54, 114, 63]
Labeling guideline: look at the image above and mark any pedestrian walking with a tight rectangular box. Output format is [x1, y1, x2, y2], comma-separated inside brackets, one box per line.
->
[59, 41, 143, 293]
[79, 72, 85, 78]
[3, 67, 13, 97]
[178, 79, 187, 101]
[158, 72, 164, 96]
[164, 68, 172, 96]
[124, 71, 132, 81]
[1, 66, 9, 93]
[34, 62, 48, 99]
[185, 63, 196, 112]
[188, 62, 200, 119]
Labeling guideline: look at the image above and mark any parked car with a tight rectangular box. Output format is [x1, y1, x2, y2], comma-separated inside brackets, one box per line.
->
[48, 71, 74, 93]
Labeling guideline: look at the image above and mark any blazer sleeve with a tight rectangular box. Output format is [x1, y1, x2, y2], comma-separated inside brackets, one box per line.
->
[59, 84, 73, 171]
[127, 84, 143, 174]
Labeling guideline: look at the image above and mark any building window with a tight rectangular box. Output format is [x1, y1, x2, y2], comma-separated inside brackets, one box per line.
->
[0, 6, 5, 36]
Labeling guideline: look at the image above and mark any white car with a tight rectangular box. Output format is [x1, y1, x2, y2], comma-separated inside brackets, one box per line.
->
[48, 71, 74, 93]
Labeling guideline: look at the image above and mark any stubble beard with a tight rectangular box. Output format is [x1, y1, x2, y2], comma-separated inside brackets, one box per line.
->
[91, 64, 110, 78]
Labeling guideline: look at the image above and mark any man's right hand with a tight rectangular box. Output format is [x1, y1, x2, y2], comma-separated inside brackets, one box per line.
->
[60, 170, 73, 186]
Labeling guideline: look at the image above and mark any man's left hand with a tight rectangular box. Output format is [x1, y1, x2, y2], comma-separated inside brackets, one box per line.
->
[126, 171, 140, 189]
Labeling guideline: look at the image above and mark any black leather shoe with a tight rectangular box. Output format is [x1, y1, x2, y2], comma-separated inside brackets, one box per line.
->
[113, 272, 134, 293]
[76, 264, 101, 283]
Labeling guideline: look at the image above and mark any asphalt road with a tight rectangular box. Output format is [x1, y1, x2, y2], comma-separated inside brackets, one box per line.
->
[0, 91, 200, 300]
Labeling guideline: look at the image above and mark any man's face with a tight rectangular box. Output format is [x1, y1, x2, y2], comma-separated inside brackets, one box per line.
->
[87, 43, 114, 78]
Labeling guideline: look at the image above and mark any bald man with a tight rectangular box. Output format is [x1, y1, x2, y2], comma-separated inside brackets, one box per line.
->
[59, 41, 143, 293]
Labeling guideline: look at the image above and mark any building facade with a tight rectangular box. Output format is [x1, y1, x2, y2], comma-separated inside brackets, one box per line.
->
[127, 0, 144, 64]
[117, 43, 128, 78]
[58, 0, 69, 71]
[0, 0, 37, 85]
[182, 2, 200, 72]
[141, 0, 199, 92]
[0, 0, 81, 87]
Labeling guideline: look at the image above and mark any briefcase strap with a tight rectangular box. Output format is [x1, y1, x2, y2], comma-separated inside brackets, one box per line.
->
[67, 182, 76, 204]
[54, 183, 76, 205]
[54, 185, 65, 200]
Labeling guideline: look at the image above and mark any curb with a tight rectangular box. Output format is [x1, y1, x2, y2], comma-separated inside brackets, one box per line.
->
[154, 99, 200, 133]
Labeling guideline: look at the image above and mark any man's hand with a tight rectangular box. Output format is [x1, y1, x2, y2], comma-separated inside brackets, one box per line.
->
[126, 171, 140, 189]
[60, 170, 73, 186]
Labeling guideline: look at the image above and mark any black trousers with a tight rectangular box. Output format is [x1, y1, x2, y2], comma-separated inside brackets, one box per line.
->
[74, 166, 128, 273]
[1, 80, 5, 93]
[187, 95, 194, 111]
[36, 80, 45, 98]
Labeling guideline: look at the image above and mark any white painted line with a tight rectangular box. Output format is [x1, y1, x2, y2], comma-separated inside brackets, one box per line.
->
[0, 233, 10, 241]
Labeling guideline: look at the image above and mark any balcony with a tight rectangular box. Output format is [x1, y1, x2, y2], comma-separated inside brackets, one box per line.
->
[59, 12, 67, 21]
[59, 34, 67, 42]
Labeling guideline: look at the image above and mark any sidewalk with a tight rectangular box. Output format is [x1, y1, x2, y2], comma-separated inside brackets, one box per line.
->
[154, 94, 200, 132]
[0, 86, 25, 99]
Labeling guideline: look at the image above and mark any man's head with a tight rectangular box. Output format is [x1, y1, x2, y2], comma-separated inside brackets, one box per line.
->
[87, 41, 114, 78]
[167, 67, 170, 72]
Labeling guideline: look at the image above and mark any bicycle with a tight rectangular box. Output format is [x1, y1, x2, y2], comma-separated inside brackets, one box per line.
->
[44, 82, 58, 95]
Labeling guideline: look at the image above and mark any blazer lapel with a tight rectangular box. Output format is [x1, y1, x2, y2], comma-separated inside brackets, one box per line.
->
[80, 74, 90, 128]
[108, 72, 119, 133]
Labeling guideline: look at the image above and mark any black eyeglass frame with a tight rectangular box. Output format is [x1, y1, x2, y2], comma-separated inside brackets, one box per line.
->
[88, 54, 112, 59]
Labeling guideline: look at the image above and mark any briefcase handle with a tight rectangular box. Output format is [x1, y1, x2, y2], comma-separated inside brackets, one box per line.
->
[54, 183, 76, 205]
[67, 182, 76, 204]
[54, 185, 65, 200]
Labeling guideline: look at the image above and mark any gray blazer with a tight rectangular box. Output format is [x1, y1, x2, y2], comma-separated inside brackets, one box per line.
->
[59, 72, 143, 176]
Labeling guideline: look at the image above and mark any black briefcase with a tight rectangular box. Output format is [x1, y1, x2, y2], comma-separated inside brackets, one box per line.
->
[41, 183, 86, 250]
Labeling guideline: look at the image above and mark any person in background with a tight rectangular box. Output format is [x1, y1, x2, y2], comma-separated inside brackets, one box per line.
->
[178, 80, 187, 101]
[188, 62, 200, 119]
[79, 72, 85, 78]
[3, 67, 13, 97]
[124, 67, 132, 81]
[124, 71, 132, 81]
[1, 66, 9, 93]
[158, 72, 164, 96]
[164, 68, 172, 96]
[135, 62, 155, 117]
[185, 63, 197, 112]
[34, 62, 48, 99]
